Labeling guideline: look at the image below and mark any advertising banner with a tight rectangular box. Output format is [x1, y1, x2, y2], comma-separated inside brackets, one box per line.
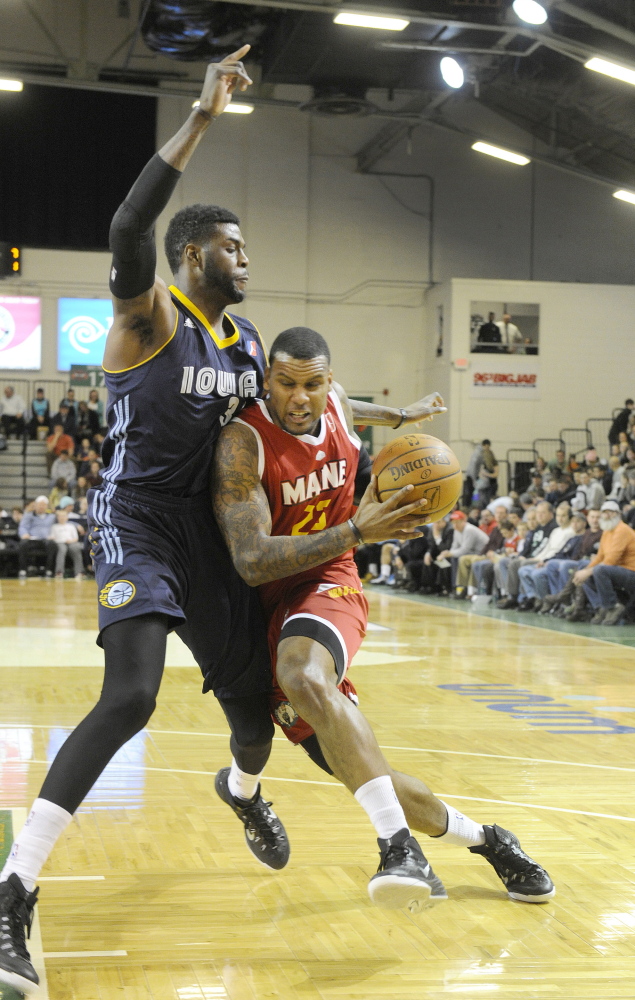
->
[468, 356, 541, 400]
[58, 297, 112, 371]
[0, 296, 41, 369]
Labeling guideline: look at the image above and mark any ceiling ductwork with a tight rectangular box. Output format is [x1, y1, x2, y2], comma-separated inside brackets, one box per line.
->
[299, 84, 379, 117]
[141, 0, 277, 61]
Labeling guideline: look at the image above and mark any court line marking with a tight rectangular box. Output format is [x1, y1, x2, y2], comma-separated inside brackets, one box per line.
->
[43, 951, 127, 959]
[8, 729, 635, 773]
[11, 761, 634, 823]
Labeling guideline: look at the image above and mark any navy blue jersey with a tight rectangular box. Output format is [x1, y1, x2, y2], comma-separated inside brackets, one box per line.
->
[101, 285, 267, 497]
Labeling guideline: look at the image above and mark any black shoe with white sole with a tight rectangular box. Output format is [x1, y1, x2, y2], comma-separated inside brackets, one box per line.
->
[469, 824, 555, 902]
[0, 873, 40, 995]
[215, 767, 290, 871]
[368, 828, 447, 912]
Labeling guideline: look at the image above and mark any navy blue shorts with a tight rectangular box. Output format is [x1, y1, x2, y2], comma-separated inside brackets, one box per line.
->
[88, 484, 271, 699]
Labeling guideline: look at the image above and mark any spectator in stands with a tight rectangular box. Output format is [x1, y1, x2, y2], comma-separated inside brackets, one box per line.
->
[575, 469, 605, 511]
[0, 385, 27, 439]
[46, 423, 75, 475]
[74, 400, 100, 443]
[438, 510, 489, 597]
[85, 460, 103, 490]
[18, 495, 56, 577]
[59, 388, 77, 417]
[50, 449, 76, 490]
[49, 477, 69, 511]
[456, 505, 508, 594]
[609, 399, 634, 446]
[517, 503, 575, 610]
[463, 441, 484, 507]
[478, 509, 496, 535]
[74, 476, 88, 500]
[530, 456, 548, 483]
[475, 312, 502, 353]
[538, 509, 602, 614]
[548, 450, 567, 476]
[605, 456, 623, 497]
[49, 505, 85, 579]
[392, 536, 427, 591]
[75, 438, 91, 471]
[28, 388, 50, 440]
[49, 403, 76, 438]
[545, 475, 575, 506]
[522, 473, 545, 504]
[573, 500, 635, 625]
[472, 519, 520, 597]
[420, 517, 453, 594]
[496, 501, 556, 609]
[476, 441, 499, 503]
[495, 313, 523, 353]
[624, 471, 635, 505]
[87, 389, 105, 430]
[0, 506, 22, 576]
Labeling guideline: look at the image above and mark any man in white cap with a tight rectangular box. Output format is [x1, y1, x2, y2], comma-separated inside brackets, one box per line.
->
[18, 497, 56, 577]
[572, 500, 635, 625]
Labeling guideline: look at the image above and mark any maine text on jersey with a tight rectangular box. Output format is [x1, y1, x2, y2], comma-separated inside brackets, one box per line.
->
[281, 460, 348, 505]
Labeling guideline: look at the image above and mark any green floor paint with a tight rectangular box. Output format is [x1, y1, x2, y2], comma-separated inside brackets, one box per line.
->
[0, 811, 26, 1000]
[367, 585, 635, 649]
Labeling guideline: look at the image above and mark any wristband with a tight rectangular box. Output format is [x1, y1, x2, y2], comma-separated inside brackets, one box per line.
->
[347, 518, 364, 545]
[194, 106, 215, 122]
[393, 407, 408, 430]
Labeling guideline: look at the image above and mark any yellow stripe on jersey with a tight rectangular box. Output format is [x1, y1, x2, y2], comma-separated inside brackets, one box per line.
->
[169, 285, 240, 349]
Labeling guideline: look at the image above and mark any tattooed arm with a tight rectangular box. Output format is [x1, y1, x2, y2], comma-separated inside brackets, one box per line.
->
[211, 421, 429, 587]
[333, 381, 446, 429]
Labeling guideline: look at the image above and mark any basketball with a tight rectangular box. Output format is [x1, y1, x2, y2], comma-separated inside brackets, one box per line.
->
[372, 432, 462, 522]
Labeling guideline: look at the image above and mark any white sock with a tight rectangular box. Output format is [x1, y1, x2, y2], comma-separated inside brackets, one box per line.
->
[0, 798, 72, 891]
[354, 775, 408, 840]
[380, 564, 391, 579]
[433, 801, 485, 847]
[227, 758, 262, 802]
[468, 585, 476, 596]
[369, 563, 378, 576]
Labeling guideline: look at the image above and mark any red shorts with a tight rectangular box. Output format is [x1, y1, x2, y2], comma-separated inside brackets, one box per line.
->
[267, 580, 368, 744]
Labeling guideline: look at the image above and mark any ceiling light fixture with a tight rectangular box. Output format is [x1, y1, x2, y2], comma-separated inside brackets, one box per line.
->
[440, 56, 464, 89]
[472, 141, 531, 165]
[585, 57, 635, 87]
[192, 100, 253, 114]
[333, 12, 410, 30]
[614, 190, 635, 206]
[512, 0, 548, 25]
[0, 79, 23, 92]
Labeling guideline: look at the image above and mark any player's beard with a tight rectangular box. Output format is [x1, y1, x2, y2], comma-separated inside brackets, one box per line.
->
[203, 257, 246, 304]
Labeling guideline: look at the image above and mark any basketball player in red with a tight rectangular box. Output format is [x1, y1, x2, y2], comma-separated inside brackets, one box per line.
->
[212, 326, 555, 910]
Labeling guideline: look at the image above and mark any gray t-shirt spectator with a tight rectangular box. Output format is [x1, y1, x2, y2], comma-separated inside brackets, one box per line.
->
[50, 456, 76, 484]
[450, 523, 490, 558]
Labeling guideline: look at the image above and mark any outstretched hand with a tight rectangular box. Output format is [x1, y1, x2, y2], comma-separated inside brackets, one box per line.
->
[352, 476, 429, 544]
[399, 392, 447, 427]
[198, 45, 253, 118]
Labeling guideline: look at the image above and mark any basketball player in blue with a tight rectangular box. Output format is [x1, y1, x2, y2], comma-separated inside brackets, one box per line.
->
[0, 47, 446, 995]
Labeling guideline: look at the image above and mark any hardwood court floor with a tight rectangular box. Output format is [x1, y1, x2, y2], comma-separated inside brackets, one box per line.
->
[2, 578, 635, 999]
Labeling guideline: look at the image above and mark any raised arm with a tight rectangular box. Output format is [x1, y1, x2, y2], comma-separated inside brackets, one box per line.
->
[211, 422, 429, 587]
[333, 382, 447, 430]
[103, 46, 253, 373]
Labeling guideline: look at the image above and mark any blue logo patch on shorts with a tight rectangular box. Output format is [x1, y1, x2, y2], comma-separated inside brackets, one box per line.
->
[99, 579, 136, 608]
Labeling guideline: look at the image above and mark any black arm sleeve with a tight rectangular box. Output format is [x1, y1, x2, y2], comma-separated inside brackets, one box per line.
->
[109, 153, 182, 300]
[354, 445, 373, 505]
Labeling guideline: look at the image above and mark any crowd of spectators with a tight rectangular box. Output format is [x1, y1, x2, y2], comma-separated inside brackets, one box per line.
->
[0, 385, 106, 444]
[356, 402, 635, 628]
[0, 494, 90, 579]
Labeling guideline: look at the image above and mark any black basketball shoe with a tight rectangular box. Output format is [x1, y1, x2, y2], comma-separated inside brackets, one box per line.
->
[469, 824, 555, 902]
[368, 828, 447, 912]
[0, 873, 40, 995]
[215, 767, 290, 871]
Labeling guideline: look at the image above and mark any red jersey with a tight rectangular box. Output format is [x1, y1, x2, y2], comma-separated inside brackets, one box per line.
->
[236, 391, 362, 616]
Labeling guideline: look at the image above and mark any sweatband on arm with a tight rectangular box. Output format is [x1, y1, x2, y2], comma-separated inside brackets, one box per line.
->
[109, 153, 182, 300]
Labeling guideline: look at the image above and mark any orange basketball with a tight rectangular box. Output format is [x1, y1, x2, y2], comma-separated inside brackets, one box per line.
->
[372, 432, 462, 523]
